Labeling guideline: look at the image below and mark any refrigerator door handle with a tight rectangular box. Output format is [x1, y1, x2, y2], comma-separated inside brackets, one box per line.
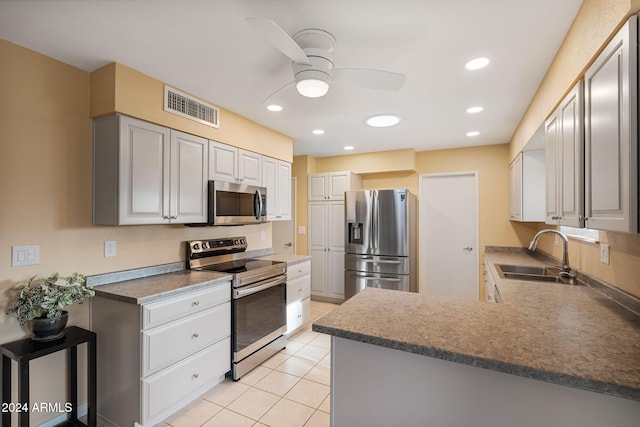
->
[353, 258, 402, 265]
[353, 274, 402, 282]
[372, 191, 379, 250]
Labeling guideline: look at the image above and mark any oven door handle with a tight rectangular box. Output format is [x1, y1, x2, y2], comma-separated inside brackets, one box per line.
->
[234, 276, 286, 299]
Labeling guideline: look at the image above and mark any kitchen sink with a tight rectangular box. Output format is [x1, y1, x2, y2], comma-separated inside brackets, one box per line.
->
[495, 264, 584, 285]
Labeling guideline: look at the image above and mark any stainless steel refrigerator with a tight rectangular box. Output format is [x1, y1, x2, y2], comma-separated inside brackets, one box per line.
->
[344, 189, 416, 299]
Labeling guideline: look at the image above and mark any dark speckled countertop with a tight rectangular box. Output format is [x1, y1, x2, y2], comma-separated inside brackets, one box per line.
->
[313, 248, 640, 401]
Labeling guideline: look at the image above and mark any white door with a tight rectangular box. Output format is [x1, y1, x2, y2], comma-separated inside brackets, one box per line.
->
[419, 172, 479, 300]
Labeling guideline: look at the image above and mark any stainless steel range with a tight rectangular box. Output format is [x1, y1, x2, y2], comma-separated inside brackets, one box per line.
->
[186, 237, 287, 380]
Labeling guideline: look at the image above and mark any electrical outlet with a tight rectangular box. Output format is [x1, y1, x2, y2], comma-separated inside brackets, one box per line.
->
[554, 235, 561, 247]
[298, 226, 306, 235]
[260, 230, 266, 241]
[12, 245, 40, 266]
[600, 244, 610, 265]
[104, 240, 116, 258]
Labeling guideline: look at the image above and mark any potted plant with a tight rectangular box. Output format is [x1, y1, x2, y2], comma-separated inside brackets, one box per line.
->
[6, 272, 94, 341]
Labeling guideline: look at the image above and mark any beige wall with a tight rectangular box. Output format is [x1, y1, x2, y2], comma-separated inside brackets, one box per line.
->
[507, 0, 640, 298]
[91, 62, 293, 162]
[0, 40, 280, 424]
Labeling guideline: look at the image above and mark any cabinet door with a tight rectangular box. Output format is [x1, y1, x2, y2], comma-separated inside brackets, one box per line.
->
[508, 154, 522, 221]
[310, 249, 328, 296]
[276, 161, 292, 220]
[119, 116, 171, 224]
[585, 16, 638, 233]
[170, 130, 208, 223]
[262, 156, 278, 219]
[328, 172, 349, 200]
[328, 201, 345, 251]
[238, 149, 262, 185]
[308, 202, 328, 250]
[308, 174, 328, 201]
[544, 113, 560, 224]
[558, 82, 584, 228]
[328, 249, 345, 299]
[208, 141, 237, 182]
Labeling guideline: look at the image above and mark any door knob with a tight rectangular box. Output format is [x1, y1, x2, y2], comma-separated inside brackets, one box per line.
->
[463, 247, 473, 251]
[285, 242, 293, 247]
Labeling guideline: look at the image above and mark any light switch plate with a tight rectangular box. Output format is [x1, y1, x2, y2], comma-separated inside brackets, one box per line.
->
[12, 245, 40, 266]
[600, 244, 610, 265]
[298, 226, 306, 235]
[104, 240, 116, 258]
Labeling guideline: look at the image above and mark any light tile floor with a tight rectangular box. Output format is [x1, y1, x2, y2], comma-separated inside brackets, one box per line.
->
[154, 300, 338, 427]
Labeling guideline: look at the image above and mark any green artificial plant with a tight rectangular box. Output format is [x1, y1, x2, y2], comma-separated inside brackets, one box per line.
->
[6, 272, 95, 325]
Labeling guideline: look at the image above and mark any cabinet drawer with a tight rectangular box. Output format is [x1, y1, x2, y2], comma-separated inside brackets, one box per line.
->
[141, 337, 230, 423]
[142, 282, 230, 329]
[287, 275, 311, 303]
[287, 261, 311, 280]
[142, 304, 230, 376]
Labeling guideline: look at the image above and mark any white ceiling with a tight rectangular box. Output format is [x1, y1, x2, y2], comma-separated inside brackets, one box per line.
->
[0, 0, 583, 158]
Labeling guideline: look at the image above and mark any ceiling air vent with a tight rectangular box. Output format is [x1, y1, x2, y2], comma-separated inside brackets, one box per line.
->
[164, 86, 219, 128]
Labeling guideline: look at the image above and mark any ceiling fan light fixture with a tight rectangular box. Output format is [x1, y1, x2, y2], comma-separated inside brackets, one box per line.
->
[366, 114, 401, 128]
[295, 67, 332, 98]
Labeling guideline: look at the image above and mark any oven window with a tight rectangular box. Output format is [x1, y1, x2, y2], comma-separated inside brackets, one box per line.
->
[216, 191, 256, 217]
[234, 283, 286, 354]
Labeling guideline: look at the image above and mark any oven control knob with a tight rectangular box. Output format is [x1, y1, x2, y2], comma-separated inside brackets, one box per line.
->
[240, 239, 246, 244]
[202, 242, 208, 249]
[193, 243, 200, 250]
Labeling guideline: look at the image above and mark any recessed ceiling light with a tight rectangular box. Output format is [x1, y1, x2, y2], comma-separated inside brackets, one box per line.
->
[466, 131, 480, 137]
[344, 146, 354, 151]
[465, 57, 490, 70]
[312, 129, 325, 135]
[365, 114, 401, 128]
[466, 106, 484, 114]
[267, 104, 283, 112]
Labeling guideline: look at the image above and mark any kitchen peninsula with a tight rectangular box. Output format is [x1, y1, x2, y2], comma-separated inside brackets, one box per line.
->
[313, 250, 640, 427]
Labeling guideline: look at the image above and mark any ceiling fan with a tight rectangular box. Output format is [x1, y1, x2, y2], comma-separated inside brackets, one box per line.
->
[247, 17, 406, 100]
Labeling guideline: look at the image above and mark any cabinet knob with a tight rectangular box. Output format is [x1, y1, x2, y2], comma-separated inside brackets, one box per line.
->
[192, 301, 200, 306]
[192, 373, 199, 379]
[192, 333, 199, 339]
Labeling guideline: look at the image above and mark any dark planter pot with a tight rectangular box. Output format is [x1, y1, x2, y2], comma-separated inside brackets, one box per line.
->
[30, 311, 68, 341]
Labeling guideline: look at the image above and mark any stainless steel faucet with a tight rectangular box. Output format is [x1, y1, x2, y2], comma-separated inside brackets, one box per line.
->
[528, 229, 571, 273]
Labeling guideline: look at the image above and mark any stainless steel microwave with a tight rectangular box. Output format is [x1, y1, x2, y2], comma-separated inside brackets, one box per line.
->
[206, 181, 267, 226]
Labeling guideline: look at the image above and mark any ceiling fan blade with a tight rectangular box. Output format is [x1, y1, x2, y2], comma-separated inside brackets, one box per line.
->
[260, 80, 295, 104]
[333, 68, 406, 91]
[246, 17, 312, 66]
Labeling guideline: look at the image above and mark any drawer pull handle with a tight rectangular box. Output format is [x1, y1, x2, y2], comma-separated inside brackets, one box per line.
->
[298, 288, 302, 292]
[192, 333, 199, 339]
[192, 373, 199, 379]
[192, 301, 200, 306]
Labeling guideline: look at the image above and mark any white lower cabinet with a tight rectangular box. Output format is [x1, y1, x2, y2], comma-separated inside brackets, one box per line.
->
[93, 280, 231, 427]
[286, 260, 311, 335]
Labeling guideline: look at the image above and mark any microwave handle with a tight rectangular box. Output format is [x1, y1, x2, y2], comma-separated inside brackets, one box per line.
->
[254, 189, 263, 219]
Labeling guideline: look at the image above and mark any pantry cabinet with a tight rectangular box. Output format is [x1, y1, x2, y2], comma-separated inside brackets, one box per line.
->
[93, 115, 208, 225]
[262, 156, 292, 221]
[508, 150, 545, 222]
[545, 81, 584, 228]
[308, 171, 362, 201]
[208, 140, 262, 186]
[584, 16, 638, 233]
[309, 201, 346, 301]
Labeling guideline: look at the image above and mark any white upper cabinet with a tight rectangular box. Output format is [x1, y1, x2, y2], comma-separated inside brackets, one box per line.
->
[307, 171, 362, 201]
[584, 16, 638, 233]
[509, 150, 545, 222]
[545, 81, 585, 228]
[261, 156, 291, 221]
[93, 115, 207, 225]
[208, 140, 262, 186]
